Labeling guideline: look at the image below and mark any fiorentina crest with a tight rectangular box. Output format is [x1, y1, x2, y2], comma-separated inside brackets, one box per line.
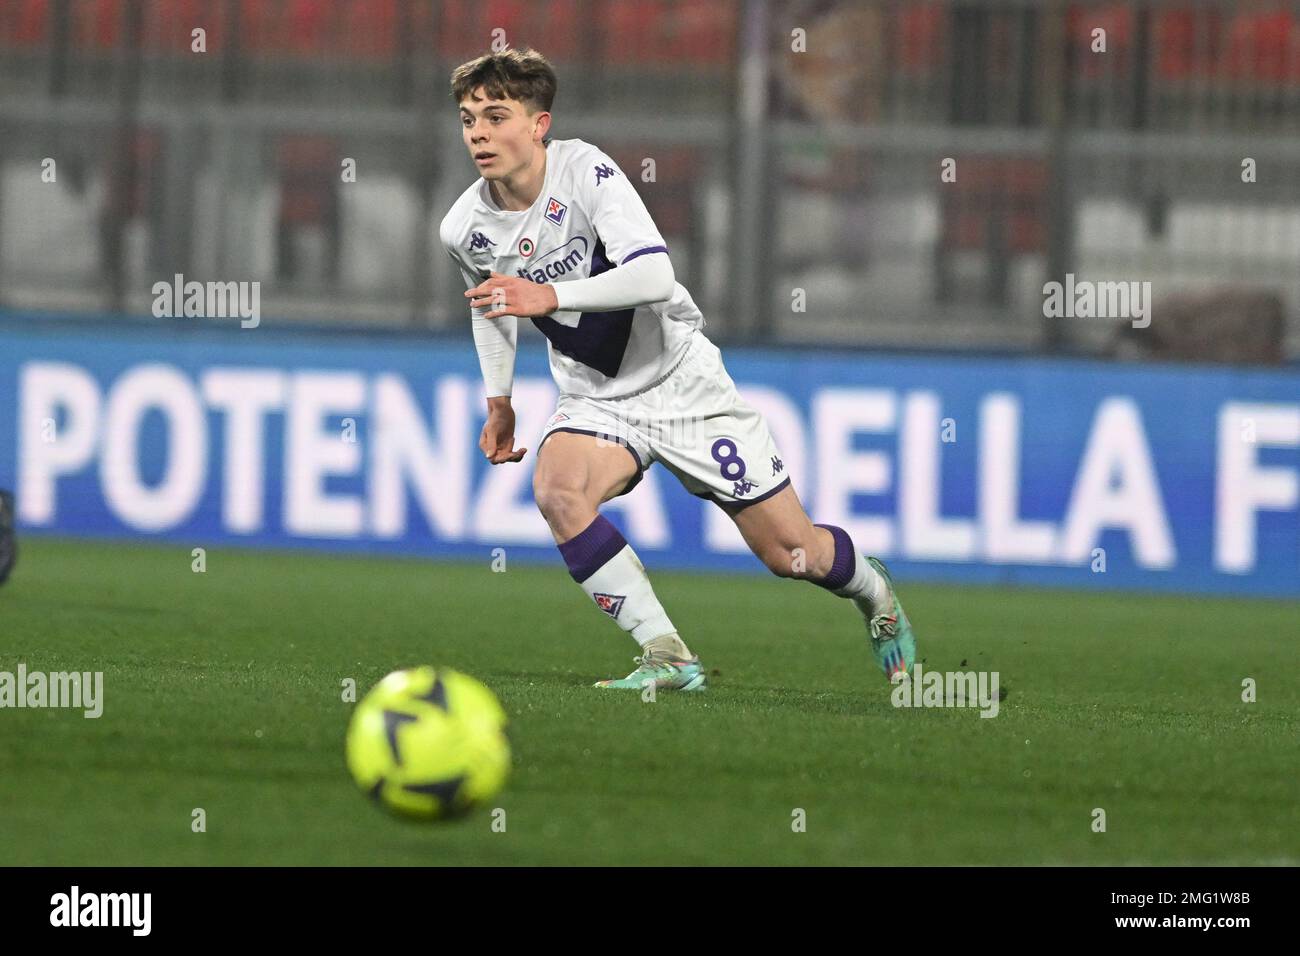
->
[592, 592, 625, 619]
[545, 196, 567, 226]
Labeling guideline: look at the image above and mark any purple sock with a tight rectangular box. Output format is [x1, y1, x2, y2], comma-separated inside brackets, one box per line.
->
[812, 523, 856, 591]
[558, 514, 628, 583]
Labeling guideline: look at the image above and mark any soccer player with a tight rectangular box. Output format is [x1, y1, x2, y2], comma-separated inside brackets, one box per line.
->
[440, 48, 917, 692]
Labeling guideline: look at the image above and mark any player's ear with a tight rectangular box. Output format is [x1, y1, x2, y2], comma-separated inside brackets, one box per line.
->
[533, 110, 551, 143]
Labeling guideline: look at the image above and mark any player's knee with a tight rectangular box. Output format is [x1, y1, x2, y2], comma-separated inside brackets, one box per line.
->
[533, 480, 591, 530]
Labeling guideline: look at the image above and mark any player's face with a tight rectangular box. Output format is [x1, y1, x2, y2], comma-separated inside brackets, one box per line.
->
[459, 89, 545, 181]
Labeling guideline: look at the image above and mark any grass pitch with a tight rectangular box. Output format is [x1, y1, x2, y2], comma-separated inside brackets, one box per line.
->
[0, 537, 1296, 866]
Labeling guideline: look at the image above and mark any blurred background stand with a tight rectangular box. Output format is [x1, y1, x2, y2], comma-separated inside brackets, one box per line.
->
[0, 0, 1297, 361]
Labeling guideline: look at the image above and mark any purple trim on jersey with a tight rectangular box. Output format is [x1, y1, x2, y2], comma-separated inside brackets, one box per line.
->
[812, 522, 857, 591]
[620, 245, 669, 265]
[558, 514, 628, 584]
[531, 238, 633, 378]
[712, 476, 791, 513]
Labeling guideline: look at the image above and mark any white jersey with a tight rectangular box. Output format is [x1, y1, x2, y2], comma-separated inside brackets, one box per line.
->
[440, 138, 705, 399]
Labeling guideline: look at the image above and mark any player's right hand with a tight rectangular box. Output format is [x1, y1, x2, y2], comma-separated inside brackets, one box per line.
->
[480, 406, 527, 464]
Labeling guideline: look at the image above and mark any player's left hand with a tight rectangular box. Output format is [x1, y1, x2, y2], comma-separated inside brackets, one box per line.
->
[467, 271, 558, 319]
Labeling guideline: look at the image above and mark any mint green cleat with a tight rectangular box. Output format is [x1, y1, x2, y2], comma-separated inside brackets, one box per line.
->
[594, 653, 707, 692]
[865, 556, 917, 684]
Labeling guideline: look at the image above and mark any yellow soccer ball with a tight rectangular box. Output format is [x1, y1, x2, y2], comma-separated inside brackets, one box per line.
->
[346, 667, 509, 820]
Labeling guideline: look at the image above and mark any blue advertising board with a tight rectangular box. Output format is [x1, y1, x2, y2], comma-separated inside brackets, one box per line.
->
[1, 315, 1297, 597]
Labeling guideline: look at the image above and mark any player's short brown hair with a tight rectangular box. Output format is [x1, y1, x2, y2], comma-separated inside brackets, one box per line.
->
[450, 48, 557, 114]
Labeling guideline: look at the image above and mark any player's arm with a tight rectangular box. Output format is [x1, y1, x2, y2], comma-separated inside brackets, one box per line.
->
[551, 251, 674, 312]
[449, 253, 527, 464]
[466, 270, 517, 399]
[467, 254, 673, 318]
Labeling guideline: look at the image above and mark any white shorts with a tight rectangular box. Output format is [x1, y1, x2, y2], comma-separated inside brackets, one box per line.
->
[539, 332, 791, 511]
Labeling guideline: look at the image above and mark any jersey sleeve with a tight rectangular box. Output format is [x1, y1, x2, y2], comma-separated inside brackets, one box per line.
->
[443, 236, 517, 399]
[551, 251, 675, 312]
[576, 148, 669, 267]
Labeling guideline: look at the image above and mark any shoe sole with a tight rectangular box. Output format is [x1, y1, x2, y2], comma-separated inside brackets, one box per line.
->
[592, 672, 708, 692]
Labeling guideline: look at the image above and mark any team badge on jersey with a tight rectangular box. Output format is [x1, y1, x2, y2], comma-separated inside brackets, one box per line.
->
[518, 237, 535, 257]
[544, 197, 568, 226]
[592, 592, 626, 619]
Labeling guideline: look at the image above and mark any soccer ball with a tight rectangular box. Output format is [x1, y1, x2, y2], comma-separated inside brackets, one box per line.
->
[346, 667, 510, 820]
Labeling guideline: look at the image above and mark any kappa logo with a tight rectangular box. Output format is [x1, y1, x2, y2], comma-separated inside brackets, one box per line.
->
[468, 231, 495, 252]
[545, 196, 567, 226]
[593, 592, 626, 619]
[594, 162, 618, 185]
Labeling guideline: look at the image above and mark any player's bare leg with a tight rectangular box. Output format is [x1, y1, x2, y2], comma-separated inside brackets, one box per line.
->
[534, 432, 705, 690]
[727, 483, 917, 683]
[533, 431, 639, 542]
